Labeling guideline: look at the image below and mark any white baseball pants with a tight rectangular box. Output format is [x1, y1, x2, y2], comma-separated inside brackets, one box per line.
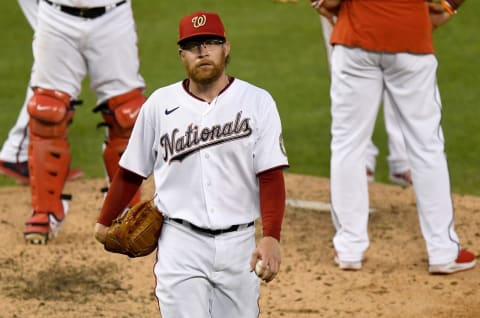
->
[330, 45, 460, 265]
[31, 0, 144, 103]
[154, 220, 260, 318]
[320, 16, 409, 175]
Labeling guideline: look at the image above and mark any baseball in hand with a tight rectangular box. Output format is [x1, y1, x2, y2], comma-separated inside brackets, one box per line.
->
[255, 260, 264, 276]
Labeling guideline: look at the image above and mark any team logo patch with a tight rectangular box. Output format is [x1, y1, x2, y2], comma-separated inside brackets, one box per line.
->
[279, 133, 287, 157]
[192, 15, 207, 28]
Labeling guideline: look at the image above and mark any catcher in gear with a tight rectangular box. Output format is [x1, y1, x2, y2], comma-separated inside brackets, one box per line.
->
[23, 0, 146, 245]
[94, 11, 288, 318]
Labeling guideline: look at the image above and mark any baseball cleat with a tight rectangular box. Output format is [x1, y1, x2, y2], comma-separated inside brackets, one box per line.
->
[429, 249, 477, 274]
[49, 199, 69, 238]
[24, 200, 69, 244]
[0, 160, 29, 184]
[24, 219, 51, 245]
[24, 232, 49, 245]
[389, 170, 413, 187]
[334, 255, 363, 270]
[0, 160, 84, 184]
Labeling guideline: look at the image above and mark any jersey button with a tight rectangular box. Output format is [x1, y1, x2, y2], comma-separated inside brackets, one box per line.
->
[205, 153, 210, 159]
[206, 181, 212, 186]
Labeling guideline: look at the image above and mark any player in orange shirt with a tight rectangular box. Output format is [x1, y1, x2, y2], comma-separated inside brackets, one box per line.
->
[318, 0, 475, 274]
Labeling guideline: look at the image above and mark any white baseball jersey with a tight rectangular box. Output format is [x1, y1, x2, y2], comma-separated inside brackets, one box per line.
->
[120, 78, 289, 230]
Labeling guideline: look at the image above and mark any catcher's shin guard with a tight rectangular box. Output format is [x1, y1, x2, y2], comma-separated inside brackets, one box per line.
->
[94, 88, 146, 207]
[24, 88, 74, 243]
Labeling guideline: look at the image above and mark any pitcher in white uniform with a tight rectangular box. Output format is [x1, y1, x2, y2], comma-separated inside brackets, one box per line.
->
[94, 11, 289, 318]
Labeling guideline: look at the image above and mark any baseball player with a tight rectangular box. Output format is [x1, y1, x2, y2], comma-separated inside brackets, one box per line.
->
[23, 0, 146, 244]
[94, 11, 288, 317]
[314, 11, 412, 186]
[0, 0, 83, 184]
[324, 0, 475, 274]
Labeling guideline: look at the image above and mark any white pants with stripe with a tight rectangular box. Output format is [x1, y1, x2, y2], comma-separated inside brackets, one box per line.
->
[330, 45, 460, 265]
[32, 0, 145, 103]
[320, 16, 409, 175]
[154, 220, 260, 318]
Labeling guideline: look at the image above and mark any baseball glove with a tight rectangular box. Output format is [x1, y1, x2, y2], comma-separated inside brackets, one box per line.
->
[104, 199, 163, 258]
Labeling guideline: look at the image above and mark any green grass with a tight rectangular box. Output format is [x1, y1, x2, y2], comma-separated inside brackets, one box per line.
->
[1, 1, 479, 195]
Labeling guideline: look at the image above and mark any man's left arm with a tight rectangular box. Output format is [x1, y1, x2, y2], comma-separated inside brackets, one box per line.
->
[249, 167, 286, 283]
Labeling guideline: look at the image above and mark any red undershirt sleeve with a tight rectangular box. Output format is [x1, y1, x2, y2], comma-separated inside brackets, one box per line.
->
[258, 167, 286, 241]
[97, 167, 145, 226]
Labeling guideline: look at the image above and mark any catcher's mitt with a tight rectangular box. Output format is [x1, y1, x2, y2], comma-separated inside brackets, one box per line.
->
[104, 200, 163, 258]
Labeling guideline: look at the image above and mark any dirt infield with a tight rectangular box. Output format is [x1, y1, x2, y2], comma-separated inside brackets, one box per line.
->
[0, 173, 479, 318]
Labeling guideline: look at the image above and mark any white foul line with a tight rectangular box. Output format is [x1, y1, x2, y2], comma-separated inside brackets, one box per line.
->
[286, 198, 331, 212]
[286, 198, 376, 213]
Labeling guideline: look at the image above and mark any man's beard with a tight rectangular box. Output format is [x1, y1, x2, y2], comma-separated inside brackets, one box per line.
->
[187, 57, 226, 85]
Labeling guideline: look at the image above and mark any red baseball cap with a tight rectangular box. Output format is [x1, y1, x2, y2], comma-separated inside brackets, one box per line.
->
[178, 11, 226, 44]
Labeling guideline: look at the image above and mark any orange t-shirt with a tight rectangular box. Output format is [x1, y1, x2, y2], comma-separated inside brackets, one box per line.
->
[331, 0, 434, 54]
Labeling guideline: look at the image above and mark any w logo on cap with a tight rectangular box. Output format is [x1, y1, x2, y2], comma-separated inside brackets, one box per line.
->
[178, 11, 226, 44]
[192, 15, 207, 28]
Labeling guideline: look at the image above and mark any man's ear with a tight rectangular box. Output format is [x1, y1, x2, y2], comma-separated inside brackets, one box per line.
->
[223, 42, 231, 57]
[178, 48, 186, 61]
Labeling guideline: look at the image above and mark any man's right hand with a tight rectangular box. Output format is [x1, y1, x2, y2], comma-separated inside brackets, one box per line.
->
[94, 222, 109, 244]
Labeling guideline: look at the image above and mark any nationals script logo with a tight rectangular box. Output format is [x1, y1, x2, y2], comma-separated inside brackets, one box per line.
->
[192, 15, 207, 28]
[160, 111, 252, 163]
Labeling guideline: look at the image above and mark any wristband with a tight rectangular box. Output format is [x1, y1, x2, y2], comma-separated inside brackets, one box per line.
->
[445, 0, 459, 10]
[441, 0, 457, 15]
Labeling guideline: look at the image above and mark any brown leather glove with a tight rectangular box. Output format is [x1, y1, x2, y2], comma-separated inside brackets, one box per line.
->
[104, 200, 163, 258]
